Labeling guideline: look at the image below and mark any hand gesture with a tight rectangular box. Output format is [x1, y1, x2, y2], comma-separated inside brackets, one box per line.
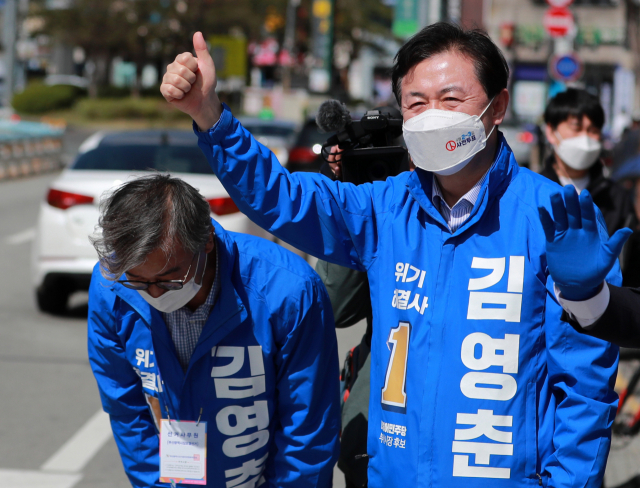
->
[161, 31, 222, 130]
[538, 185, 632, 301]
[327, 146, 343, 180]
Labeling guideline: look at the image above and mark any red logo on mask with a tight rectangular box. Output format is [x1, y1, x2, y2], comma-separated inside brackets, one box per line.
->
[446, 141, 456, 152]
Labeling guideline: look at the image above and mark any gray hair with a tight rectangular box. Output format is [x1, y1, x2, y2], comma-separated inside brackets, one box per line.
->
[91, 173, 212, 279]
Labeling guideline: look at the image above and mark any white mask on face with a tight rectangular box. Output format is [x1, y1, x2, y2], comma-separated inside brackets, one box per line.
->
[402, 99, 496, 175]
[137, 252, 207, 313]
[553, 133, 602, 171]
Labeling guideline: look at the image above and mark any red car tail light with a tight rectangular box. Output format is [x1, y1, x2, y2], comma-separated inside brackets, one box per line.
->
[207, 197, 240, 216]
[46, 188, 94, 210]
[517, 131, 535, 144]
[288, 147, 318, 164]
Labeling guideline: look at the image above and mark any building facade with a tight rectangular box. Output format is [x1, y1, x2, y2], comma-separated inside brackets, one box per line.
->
[483, 0, 637, 133]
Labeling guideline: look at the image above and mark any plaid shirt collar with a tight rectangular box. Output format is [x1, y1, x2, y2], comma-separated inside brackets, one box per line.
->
[162, 237, 220, 372]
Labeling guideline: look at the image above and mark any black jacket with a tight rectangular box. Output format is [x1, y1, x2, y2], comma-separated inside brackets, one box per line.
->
[540, 158, 640, 286]
[540, 157, 636, 236]
[566, 285, 640, 348]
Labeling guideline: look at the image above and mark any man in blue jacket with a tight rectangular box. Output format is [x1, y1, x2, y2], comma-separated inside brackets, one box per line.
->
[87, 174, 340, 487]
[161, 24, 620, 488]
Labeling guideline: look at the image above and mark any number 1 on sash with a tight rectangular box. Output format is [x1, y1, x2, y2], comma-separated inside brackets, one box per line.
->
[381, 322, 411, 413]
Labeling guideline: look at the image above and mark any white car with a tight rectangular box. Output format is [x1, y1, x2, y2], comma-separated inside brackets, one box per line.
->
[32, 129, 272, 314]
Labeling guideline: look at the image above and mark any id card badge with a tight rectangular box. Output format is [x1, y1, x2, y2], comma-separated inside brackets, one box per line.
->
[160, 420, 207, 485]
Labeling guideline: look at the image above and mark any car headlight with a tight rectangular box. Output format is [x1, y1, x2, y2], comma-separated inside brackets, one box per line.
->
[271, 147, 289, 165]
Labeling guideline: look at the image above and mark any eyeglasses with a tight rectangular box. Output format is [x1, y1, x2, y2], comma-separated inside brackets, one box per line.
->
[118, 253, 198, 291]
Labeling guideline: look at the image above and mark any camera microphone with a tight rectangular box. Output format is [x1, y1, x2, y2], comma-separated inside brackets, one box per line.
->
[316, 100, 350, 133]
[314, 98, 409, 185]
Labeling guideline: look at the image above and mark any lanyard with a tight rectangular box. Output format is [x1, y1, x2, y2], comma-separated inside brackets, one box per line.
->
[154, 351, 206, 427]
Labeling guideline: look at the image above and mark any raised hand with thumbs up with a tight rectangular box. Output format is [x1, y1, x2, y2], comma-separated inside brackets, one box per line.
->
[161, 31, 222, 131]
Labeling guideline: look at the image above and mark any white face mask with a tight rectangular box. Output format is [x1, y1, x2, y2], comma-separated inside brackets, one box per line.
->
[553, 133, 601, 171]
[402, 99, 496, 175]
[137, 252, 207, 313]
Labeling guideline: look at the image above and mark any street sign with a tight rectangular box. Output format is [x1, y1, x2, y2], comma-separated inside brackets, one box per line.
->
[543, 7, 575, 38]
[393, 0, 420, 38]
[548, 53, 583, 82]
[209, 36, 248, 78]
[546, 0, 573, 7]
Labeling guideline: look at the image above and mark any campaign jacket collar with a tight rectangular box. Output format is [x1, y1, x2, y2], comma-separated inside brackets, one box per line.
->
[405, 131, 518, 237]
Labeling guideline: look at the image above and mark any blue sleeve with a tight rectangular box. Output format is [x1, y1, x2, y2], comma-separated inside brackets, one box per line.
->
[195, 104, 381, 271]
[264, 274, 341, 487]
[87, 269, 163, 488]
[542, 220, 620, 488]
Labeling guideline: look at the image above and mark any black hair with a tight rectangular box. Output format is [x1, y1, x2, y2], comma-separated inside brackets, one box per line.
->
[91, 173, 212, 278]
[391, 22, 510, 104]
[543, 88, 605, 130]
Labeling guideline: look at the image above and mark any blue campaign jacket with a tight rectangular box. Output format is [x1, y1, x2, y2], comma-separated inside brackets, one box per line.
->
[87, 221, 340, 488]
[195, 105, 620, 488]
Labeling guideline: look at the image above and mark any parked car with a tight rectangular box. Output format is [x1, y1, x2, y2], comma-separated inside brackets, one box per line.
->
[286, 118, 329, 173]
[32, 129, 272, 314]
[237, 117, 297, 166]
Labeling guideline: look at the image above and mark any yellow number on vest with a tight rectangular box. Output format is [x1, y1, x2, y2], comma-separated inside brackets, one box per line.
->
[381, 322, 411, 412]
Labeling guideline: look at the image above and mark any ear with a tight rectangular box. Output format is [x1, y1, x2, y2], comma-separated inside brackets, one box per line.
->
[491, 88, 509, 126]
[204, 226, 215, 254]
[544, 124, 559, 146]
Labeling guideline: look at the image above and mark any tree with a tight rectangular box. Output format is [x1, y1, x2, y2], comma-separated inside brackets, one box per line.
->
[32, 0, 393, 95]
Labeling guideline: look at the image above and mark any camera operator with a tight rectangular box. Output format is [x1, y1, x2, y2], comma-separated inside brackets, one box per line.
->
[316, 255, 371, 488]
[315, 144, 382, 488]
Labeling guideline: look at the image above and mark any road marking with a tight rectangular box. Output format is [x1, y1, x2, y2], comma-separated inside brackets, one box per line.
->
[0, 410, 112, 487]
[0, 469, 81, 488]
[40, 409, 112, 474]
[5, 227, 36, 245]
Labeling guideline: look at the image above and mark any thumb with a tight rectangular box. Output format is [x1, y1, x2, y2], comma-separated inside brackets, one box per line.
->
[193, 32, 213, 65]
[604, 227, 633, 257]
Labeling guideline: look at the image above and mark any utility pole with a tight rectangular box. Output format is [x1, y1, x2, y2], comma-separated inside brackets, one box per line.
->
[3, 0, 17, 108]
[308, 0, 334, 93]
[282, 0, 300, 90]
[429, 0, 443, 24]
[446, 0, 461, 24]
[626, 0, 640, 112]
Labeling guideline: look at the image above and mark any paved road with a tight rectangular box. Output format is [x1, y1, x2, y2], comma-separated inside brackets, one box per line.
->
[0, 164, 364, 487]
[0, 172, 127, 488]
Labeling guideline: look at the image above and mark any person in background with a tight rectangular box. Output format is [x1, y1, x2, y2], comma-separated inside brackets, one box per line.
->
[315, 259, 371, 488]
[315, 141, 412, 488]
[541, 88, 640, 286]
[316, 136, 416, 487]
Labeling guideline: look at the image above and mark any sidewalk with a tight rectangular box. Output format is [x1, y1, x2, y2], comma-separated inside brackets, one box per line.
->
[605, 359, 640, 487]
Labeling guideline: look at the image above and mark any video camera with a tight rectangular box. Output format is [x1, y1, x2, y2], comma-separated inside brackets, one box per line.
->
[316, 100, 410, 185]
